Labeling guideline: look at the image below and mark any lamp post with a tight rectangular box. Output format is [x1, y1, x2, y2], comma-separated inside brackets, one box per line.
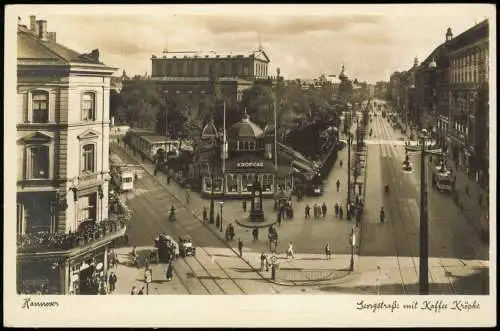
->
[208, 162, 215, 224]
[346, 104, 353, 221]
[405, 128, 443, 294]
[349, 226, 356, 271]
[218, 201, 224, 232]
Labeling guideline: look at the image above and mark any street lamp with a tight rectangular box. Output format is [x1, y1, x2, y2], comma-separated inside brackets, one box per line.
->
[349, 226, 356, 271]
[207, 162, 215, 224]
[218, 201, 224, 232]
[405, 128, 443, 294]
[346, 104, 353, 220]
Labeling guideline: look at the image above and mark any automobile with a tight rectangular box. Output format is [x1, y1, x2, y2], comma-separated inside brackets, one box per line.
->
[402, 160, 413, 171]
[179, 235, 196, 257]
[154, 234, 180, 262]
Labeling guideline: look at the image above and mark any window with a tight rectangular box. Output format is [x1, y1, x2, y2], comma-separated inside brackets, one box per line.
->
[243, 141, 249, 150]
[243, 65, 249, 75]
[81, 144, 95, 173]
[227, 174, 237, 192]
[27, 146, 49, 179]
[77, 193, 97, 224]
[32, 92, 49, 123]
[262, 174, 273, 192]
[81, 92, 96, 121]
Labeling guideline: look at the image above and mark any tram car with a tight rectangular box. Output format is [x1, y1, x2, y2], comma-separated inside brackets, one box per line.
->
[125, 129, 181, 168]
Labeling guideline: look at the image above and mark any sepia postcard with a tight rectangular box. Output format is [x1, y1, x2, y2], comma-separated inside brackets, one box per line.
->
[3, 4, 497, 327]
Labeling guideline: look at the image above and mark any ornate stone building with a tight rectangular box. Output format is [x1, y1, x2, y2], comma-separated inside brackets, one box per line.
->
[16, 16, 120, 294]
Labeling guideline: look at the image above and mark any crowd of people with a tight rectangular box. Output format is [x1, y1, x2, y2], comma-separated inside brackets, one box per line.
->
[17, 219, 126, 252]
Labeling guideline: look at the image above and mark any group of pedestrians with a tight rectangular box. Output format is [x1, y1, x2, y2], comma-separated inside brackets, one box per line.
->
[304, 202, 329, 219]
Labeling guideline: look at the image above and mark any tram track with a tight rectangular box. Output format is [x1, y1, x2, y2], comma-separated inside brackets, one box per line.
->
[113, 142, 278, 295]
[377, 107, 457, 294]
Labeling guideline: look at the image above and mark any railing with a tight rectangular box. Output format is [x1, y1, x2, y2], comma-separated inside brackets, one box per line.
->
[17, 219, 127, 253]
[78, 173, 100, 187]
[17, 195, 132, 254]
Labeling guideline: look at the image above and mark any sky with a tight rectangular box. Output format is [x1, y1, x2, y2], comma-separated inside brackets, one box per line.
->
[11, 4, 494, 84]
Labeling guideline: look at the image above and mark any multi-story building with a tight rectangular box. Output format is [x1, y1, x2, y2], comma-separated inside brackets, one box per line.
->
[374, 81, 389, 99]
[389, 21, 489, 187]
[446, 20, 489, 186]
[16, 16, 121, 295]
[147, 48, 273, 119]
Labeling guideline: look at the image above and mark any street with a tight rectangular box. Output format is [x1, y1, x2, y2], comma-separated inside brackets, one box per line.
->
[356, 100, 489, 295]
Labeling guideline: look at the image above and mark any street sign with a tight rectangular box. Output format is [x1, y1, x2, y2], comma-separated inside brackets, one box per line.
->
[144, 269, 152, 284]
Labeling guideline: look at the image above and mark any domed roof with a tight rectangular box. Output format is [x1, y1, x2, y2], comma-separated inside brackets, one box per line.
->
[201, 121, 218, 139]
[228, 111, 264, 139]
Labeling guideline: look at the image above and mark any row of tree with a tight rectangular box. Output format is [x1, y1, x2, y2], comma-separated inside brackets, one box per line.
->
[110, 70, 369, 147]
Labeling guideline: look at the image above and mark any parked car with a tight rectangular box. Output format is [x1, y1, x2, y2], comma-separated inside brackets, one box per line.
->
[179, 235, 196, 257]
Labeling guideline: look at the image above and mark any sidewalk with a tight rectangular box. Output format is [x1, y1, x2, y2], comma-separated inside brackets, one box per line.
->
[447, 162, 490, 241]
[112, 142, 360, 286]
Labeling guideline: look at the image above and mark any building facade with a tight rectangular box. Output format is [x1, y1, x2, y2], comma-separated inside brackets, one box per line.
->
[445, 20, 489, 186]
[147, 49, 273, 120]
[193, 113, 316, 199]
[16, 16, 121, 295]
[389, 20, 489, 187]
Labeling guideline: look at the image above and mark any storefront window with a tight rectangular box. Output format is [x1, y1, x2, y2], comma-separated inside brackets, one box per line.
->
[241, 174, 252, 192]
[204, 177, 212, 192]
[213, 178, 223, 192]
[262, 174, 273, 192]
[18, 261, 60, 294]
[226, 174, 237, 192]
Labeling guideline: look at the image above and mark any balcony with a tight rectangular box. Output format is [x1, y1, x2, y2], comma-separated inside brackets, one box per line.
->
[16, 219, 127, 256]
[17, 195, 131, 258]
[78, 172, 101, 189]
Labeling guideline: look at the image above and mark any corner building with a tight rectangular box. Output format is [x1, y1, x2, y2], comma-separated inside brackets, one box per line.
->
[16, 16, 119, 294]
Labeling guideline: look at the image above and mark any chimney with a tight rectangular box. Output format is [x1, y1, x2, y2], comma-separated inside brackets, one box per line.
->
[47, 32, 56, 42]
[37, 20, 48, 40]
[30, 15, 36, 32]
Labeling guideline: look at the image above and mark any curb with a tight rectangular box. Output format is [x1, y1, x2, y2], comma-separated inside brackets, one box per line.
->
[114, 142, 358, 287]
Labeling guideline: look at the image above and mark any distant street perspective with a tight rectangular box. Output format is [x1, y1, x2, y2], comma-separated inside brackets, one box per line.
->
[15, 11, 490, 296]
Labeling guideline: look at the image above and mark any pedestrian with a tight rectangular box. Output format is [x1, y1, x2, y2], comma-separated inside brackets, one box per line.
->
[325, 243, 331, 260]
[225, 225, 230, 241]
[339, 160, 343, 168]
[252, 227, 259, 242]
[313, 203, 318, 219]
[321, 202, 327, 218]
[166, 263, 173, 281]
[238, 238, 243, 257]
[265, 254, 270, 271]
[108, 272, 117, 293]
[334, 202, 339, 218]
[277, 211, 282, 227]
[305, 204, 311, 219]
[131, 286, 138, 295]
[229, 223, 235, 241]
[339, 205, 344, 220]
[202, 207, 207, 223]
[242, 200, 247, 212]
[186, 190, 191, 204]
[380, 207, 385, 223]
[336, 179, 341, 192]
[260, 252, 266, 271]
[286, 241, 294, 259]
[138, 286, 145, 295]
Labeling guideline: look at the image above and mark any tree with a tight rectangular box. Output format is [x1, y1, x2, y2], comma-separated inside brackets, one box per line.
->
[240, 85, 274, 127]
[119, 78, 165, 129]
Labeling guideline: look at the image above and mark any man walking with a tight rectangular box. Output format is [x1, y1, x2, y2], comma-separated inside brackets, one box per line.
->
[305, 204, 311, 219]
[260, 252, 266, 271]
[321, 202, 327, 218]
[325, 243, 331, 260]
[334, 202, 339, 218]
[202, 206, 207, 223]
[252, 226, 259, 242]
[336, 179, 341, 192]
[339, 205, 344, 220]
[238, 238, 244, 257]
[108, 272, 117, 293]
